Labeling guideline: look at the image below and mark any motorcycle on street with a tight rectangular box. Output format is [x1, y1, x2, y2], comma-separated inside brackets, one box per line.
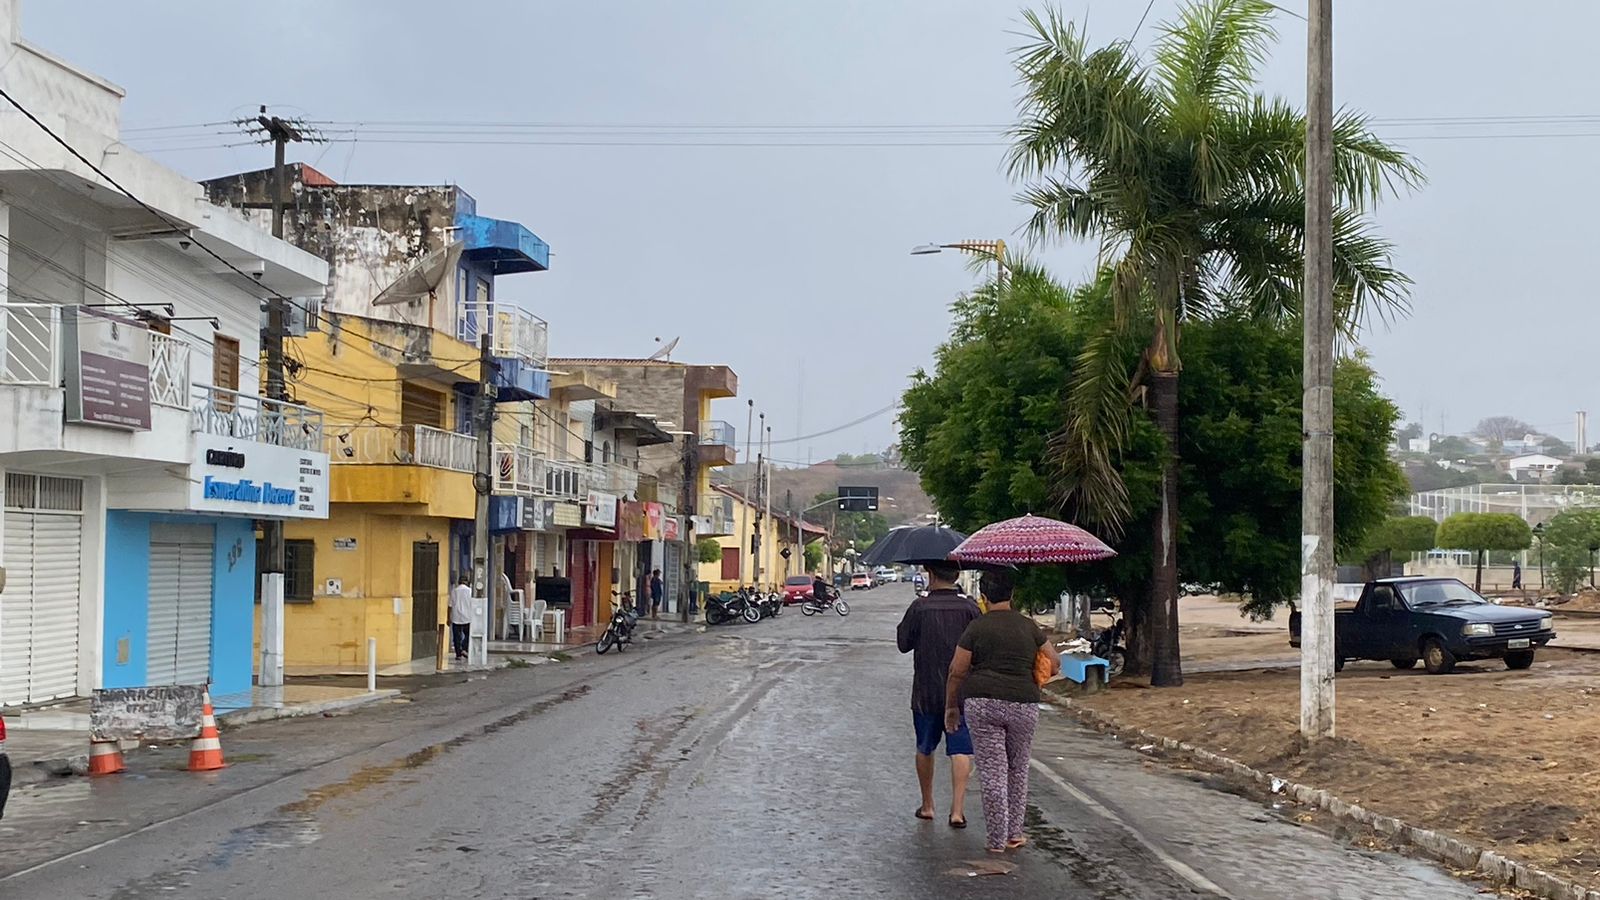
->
[706, 589, 763, 626]
[597, 591, 639, 654]
[802, 586, 850, 617]
[1091, 609, 1127, 677]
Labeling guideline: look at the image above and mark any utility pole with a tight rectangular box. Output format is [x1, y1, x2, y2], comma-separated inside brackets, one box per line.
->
[764, 424, 773, 581]
[754, 412, 765, 587]
[248, 105, 314, 689]
[739, 399, 754, 585]
[472, 334, 496, 665]
[1300, 0, 1336, 740]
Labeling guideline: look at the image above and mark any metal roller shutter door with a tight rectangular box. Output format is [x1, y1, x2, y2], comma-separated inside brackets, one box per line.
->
[147, 525, 214, 687]
[0, 512, 83, 706]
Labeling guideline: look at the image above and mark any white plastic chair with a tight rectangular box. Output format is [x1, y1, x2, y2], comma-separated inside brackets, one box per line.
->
[505, 592, 526, 641]
[529, 598, 548, 642]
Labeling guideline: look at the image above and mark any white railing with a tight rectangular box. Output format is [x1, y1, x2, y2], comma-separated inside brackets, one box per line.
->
[457, 300, 549, 367]
[0, 302, 60, 386]
[327, 424, 475, 472]
[544, 457, 587, 500]
[700, 492, 735, 534]
[148, 332, 192, 409]
[193, 385, 324, 451]
[494, 442, 543, 495]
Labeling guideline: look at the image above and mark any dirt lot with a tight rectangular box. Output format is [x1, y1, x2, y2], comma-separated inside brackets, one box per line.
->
[1077, 642, 1600, 891]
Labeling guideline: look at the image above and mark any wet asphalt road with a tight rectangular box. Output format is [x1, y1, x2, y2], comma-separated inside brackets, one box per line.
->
[0, 584, 1488, 899]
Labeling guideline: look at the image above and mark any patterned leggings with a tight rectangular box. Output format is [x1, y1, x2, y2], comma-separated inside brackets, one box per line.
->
[963, 697, 1040, 850]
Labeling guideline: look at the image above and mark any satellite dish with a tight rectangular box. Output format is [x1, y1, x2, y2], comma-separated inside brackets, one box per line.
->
[372, 241, 464, 306]
[648, 336, 680, 361]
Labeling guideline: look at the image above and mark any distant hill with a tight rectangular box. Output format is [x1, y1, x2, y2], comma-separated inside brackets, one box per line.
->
[715, 460, 934, 526]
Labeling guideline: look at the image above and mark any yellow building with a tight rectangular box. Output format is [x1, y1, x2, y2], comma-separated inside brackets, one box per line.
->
[697, 485, 827, 593]
[204, 167, 554, 671]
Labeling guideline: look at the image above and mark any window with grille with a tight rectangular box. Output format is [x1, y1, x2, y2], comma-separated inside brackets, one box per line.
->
[4, 473, 85, 513]
[255, 538, 317, 603]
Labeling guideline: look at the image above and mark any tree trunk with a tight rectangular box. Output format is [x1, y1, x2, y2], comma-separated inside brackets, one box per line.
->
[1123, 584, 1153, 678]
[1148, 371, 1183, 687]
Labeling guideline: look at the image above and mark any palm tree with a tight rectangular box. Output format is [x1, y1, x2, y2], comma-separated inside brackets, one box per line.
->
[1009, 0, 1421, 685]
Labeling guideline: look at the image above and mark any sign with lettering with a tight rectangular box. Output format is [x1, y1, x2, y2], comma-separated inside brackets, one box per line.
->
[91, 685, 204, 741]
[64, 307, 152, 430]
[189, 432, 329, 519]
[663, 516, 682, 542]
[522, 497, 546, 531]
[618, 502, 645, 542]
[550, 501, 583, 528]
[333, 538, 358, 551]
[584, 491, 619, 529]
[643, 502, 663, 540]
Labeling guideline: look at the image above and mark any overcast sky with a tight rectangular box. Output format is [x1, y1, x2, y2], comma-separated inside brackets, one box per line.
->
[23, 1, 1597, 459]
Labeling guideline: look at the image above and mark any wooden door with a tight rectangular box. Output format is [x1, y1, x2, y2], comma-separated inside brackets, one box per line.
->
[720, 546, 739, 582]
[411, 541, 440, 660]
[212, 335, 240, 412]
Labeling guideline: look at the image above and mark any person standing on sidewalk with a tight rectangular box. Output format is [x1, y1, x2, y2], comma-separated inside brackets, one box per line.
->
[945, 569, 1060, 853]
[650, 568, 664, 619]
[449, 576, 474, 661]
[896, 560, 980, 828]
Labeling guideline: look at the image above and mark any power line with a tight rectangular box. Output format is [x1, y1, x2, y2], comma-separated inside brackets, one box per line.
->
[768, 403, 899, 446]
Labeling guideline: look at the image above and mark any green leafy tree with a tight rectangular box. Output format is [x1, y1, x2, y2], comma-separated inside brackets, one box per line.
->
[803, 541, 825, 572]
[900, 266, 1405, 661]
[1541, 509, 1600, 593]
[1396, 422, 1424, 444]
[695, 538, 723, 565]
[1435, 513, 1532, 592]
[1354, 515, 1438, 577]
[1008, 0, 1419, 685]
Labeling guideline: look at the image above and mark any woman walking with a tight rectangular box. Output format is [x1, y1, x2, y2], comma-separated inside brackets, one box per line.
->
[944, 569, 1059, 852]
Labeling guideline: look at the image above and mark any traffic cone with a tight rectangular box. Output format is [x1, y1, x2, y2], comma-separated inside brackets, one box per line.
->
[88, 738, 124, 776]
[187, 691, 225, 772]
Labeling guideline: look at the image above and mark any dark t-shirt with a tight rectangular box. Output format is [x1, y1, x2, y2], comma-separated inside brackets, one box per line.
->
[896, 589, 982, 713]
[957, 610, 1047, 704]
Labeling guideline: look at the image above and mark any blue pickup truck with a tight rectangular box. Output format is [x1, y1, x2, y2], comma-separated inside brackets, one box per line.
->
[1291, 576, 1555, 674]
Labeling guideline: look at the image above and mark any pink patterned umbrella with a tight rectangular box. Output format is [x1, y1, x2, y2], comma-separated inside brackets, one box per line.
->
[948, 514, 1116, 566]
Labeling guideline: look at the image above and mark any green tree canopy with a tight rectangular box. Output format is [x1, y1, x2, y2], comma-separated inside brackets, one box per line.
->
[1540, 509, 1600, 594]
[900, 265, 1405, 628]
[1435, 512, 1532, 591]
[803, 541, 825, 572]
[696, 538, 723, 565]
[1363, 516, 1439, 555]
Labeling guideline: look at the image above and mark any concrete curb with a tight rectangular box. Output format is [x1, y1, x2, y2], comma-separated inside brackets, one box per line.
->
[218, 689, 400, 726]
[1051, 698, 1600, 900]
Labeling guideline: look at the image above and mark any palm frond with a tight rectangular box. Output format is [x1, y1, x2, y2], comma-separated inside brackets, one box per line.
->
[1153, 0, 1276, 115]
[1016, 177, 1112, 243]
[1052, 278, 1143, 534]
[1331, 108, 1426, 210]
[1330, 209, 1412, 332]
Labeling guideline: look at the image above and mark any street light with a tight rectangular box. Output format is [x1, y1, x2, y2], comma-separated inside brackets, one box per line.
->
[911, 239, 1010, 285]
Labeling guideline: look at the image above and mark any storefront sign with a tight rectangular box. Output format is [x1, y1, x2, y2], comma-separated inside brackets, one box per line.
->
[663, 516, 682, 541]
[585, 491, 619, 529]
[523, 497, 547, 531]
[550, 501, 583, 528]
[64, 307, 152, 430]
[91, 685, 203, 741]
[490, 495, 523, 533]
[643, 502, 663, 540]
[619, 502, 645, 542]
[188, 432, 330, 519]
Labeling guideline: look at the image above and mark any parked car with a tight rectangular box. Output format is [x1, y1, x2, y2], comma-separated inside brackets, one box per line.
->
[1290, 576, 1555, 674]
[850, 572, 873, 591]
[782, 575, 815, 605]
[0, 715, 10, 819]
[873, 567, 899, 584]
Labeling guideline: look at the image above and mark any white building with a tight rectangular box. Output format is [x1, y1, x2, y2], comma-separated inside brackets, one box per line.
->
[1506, 453, 1562, 482]
[0, 0, 329, 708]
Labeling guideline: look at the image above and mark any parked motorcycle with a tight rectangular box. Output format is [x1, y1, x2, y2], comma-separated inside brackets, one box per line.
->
[1090, 612, 1127, 677]
[706, 590, 763, 626]
[597, 592, 639, 654]
[802, 587, 851, 617]
[752, 587, 783, 619]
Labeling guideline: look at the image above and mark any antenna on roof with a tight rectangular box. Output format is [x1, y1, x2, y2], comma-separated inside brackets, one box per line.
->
[647, 336, 680, 361]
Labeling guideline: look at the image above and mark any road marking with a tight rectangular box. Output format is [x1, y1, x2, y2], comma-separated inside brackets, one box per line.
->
[1029, 758, 1231, 898]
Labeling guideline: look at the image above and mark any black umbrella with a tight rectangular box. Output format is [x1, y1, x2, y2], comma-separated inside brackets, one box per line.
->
[858, 524, 968, 567]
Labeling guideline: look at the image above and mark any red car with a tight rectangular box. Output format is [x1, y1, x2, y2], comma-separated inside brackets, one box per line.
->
[782, 576, 815, 605]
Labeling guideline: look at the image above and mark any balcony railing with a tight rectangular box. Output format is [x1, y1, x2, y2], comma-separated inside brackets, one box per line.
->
[193, 385, 325, 451]
[544, 457, 587, 500]
[456, 299, 548, 367]
[327, 424, 475, 471]
[148, 332, 192, 410]
[494, 442, 542, 495]
[700, 420, 736, 447]
[700, 492, 735, 534]
[0, 302, 59, 386]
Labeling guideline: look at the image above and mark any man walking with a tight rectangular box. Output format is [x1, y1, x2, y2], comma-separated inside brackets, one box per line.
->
[1513, 560, 1523, 591]
[649, 568, 665, 619]
[449, 576, 474, 661]
[896, 560, 980, 828]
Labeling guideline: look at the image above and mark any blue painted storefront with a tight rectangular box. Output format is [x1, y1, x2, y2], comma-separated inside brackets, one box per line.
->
[102, 511, 257, 699]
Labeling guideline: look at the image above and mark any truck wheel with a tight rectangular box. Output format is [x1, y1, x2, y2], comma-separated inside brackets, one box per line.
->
[1422, 638, 1456, 675]
[1504, 650, 1535, 670]
[1390, 657, 1418, 670]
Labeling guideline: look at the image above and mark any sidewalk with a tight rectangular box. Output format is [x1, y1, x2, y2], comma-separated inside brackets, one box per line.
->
[3, 682, 396, 788]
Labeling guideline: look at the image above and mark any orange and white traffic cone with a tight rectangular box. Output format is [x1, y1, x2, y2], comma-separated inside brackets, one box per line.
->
[88, 738, 124, 776]
[187, 691, 225, 772]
